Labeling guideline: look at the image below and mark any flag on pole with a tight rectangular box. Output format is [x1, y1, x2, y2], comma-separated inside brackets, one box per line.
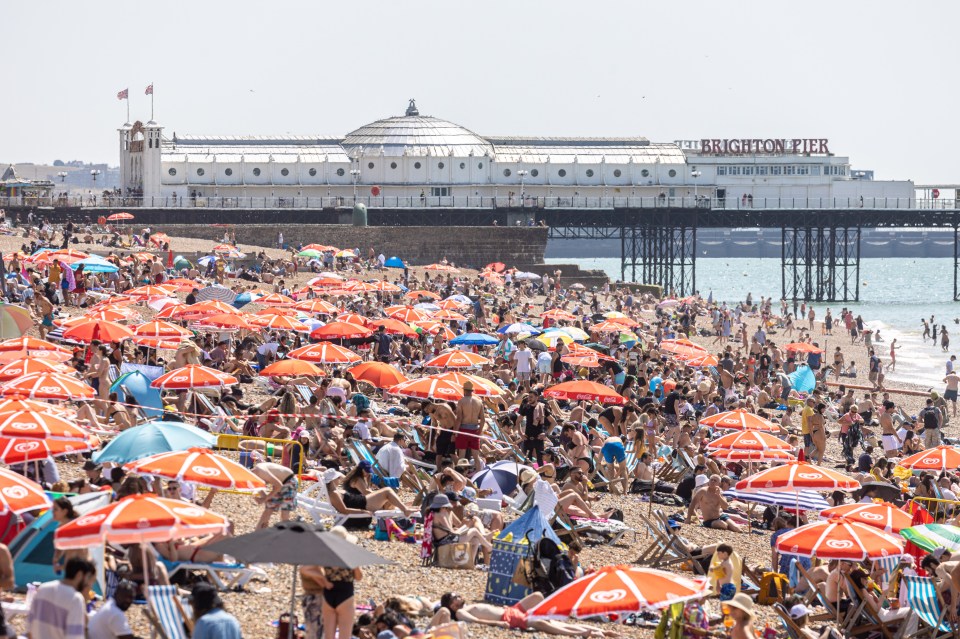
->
[117, 88, 128, 100]
[145, 84, 153, 95]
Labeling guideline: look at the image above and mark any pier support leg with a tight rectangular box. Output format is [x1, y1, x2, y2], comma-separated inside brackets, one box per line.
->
[782, 226, 860, 304]
[621, 225, 696, 295]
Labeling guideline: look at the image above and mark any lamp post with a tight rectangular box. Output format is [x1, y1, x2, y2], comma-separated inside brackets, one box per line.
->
[517, 169, 528, 207]
[350, 169, 361, 202]
[690, 167, 701, 206]
[90, 169, 101, 183]
[57, 171, 68, 183]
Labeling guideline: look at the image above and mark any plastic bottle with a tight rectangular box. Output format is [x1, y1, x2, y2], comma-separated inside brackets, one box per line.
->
[25, 582, 37, 608]
[763, 622, 777, 639]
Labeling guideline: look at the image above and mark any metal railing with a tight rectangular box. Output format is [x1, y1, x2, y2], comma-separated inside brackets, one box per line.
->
[0, 194, 955, 211]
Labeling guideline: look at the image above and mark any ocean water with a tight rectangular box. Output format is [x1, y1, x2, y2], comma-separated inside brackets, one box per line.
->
[548, 257, 959, 389]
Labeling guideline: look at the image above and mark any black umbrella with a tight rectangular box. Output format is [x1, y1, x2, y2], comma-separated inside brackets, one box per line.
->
[207, 521, 393, 638]
[524, 338, 547, 352]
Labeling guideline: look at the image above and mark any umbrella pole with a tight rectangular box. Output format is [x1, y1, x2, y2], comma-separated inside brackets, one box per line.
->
[289, 564, 298, 639]
[141, 542, 151, 593]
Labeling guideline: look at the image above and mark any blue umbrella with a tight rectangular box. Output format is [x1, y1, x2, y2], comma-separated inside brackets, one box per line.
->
[384, 256, 406, 269]
[723, 489, 829, 511]
[450, 332, 498, 346]
[197, 255, 217, 267]
[93, 421, 217, 464]
[232, 291, 255, 308]
[497, 323, 541, 336]
[471, 462, 535, 498]
[71, 256, 118, 273]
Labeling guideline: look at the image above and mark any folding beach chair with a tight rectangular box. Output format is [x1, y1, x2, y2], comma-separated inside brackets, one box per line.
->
[903, 574, 954, 639]
[843, 574, 906, 639]
[297, 474, 406, 529]
[143, 584, 192, 639]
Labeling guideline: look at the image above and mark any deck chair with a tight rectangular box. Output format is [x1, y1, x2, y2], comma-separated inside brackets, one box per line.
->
[903, 574, 954, 639]
[193, 393, 240, 434]
[843, 574, 906, 639]
[294, 384, 315, 405]
[297, 476, 404, 528]
[347, 438, 429, 499]
[794, 562, 841, 623]
[563, 512, 633, 546]
[158, 556, 263, 591]
[143, 584, 192, 639]
[773, 602, 819, 639]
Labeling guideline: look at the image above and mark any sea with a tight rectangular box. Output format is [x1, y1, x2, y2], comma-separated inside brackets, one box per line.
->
[548, 257, 959, 390]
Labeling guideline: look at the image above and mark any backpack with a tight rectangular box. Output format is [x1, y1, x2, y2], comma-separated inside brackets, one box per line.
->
[530, 536, 576, 596]
[757, 571, 788, 605]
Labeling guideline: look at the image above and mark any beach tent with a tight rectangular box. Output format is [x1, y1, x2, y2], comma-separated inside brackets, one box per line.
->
[11, 491, 111, 591]
[111, 367, 164, 419]
[788, 363, 816, 394]
[384, 256, 406, 269]
[173, 255, 192, 270]
[484, 506, 561, 605]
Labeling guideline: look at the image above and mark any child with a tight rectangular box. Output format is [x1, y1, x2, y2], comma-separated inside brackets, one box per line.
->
[714, 543, 736, 601]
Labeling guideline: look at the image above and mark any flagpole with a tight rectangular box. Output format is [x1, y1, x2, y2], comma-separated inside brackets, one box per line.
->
[151, 82, 154, 121]
[126, 96, 130, 124]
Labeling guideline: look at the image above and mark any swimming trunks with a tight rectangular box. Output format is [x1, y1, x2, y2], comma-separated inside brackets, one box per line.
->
[601, 440, 626, 464]
[41, 314, 54, 328]
[455, 424, 482, 451]
[719, 583, 736, 601]
[501, 603, 529, 630]
[702, 514, 730, 528]
[267, 474, 298, 511]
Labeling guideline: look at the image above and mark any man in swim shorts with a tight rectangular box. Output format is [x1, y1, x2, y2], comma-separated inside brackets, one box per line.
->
[455, 381, 485, 470]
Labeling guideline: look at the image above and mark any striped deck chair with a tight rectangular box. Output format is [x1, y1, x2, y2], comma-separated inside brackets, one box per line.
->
[294, 384, 315, 405]
[143, 584, 192, 639]
[903, 574, 954, 639]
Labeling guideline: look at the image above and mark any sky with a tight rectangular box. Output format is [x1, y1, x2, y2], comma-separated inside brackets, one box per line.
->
[2, 1, 957, 184]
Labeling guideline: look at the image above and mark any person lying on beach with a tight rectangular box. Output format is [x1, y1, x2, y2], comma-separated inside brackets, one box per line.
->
[431, 592, 621, 638]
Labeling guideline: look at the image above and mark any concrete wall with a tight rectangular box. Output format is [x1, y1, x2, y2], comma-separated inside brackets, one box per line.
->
[150, 224, 549, 271]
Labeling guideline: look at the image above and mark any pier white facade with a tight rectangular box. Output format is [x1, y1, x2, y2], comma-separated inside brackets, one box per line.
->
[118, 100, 914, 209]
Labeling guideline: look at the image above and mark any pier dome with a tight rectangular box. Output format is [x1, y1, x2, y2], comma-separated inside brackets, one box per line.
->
[341, 99, 493, 157]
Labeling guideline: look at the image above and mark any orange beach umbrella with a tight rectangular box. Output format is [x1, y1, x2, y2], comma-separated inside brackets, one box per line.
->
[0, 372, 95, 400]
[775, 516, 903, 561]
[348, 362, 408, 388]
[287, 341, 361, 365]
[735, 461, 860, 493]
[124, 447, 266, 491]
[898, 445, 960, 471]
[699, 409, 779, 432]
[820, 502, 913, 533]
[543, 380, 625, 405]
[151, 365, 238, 390]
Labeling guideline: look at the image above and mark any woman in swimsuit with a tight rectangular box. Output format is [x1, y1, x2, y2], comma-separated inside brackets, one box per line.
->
[302, 526, 364, 639]
[341, 462, 416, 518]
[106, 393, 134, 431]
[429, 495, 491, 565]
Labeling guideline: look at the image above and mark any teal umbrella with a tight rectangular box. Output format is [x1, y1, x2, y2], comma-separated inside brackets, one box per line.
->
[93, 421, 216, 464]
[900, 523, 960, 553]
[71, 256, 119, 273]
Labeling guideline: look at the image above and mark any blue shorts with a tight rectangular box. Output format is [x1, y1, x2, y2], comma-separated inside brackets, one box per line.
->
[601, 440, 626, 464]
[614, 372, 626, 386]
[719, 583, 736, 601]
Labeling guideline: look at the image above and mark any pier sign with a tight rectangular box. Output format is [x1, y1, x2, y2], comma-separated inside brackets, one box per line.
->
[678, 138, 830, 155]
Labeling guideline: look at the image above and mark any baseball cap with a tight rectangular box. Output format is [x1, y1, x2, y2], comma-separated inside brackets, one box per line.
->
[789, 604, 809, 619]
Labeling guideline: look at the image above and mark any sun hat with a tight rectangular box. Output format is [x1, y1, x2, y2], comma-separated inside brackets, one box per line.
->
[724, 593, 755, 618]
[460, 487, 477, 502]
[329, 525, 359, 545]
[695, 474, 710, 487]
[322, 468, 344, 484]
[519, 468, 538, 486]
[462, 380, 474, 391]
[430, 494, 452, 510]
[464, 502, 480, 516]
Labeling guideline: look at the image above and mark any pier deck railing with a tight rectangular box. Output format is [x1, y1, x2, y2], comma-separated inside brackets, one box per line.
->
[1, 195, 956, 211]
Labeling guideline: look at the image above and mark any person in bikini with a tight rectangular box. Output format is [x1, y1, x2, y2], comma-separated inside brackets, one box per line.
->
[432, 592, 621, 637]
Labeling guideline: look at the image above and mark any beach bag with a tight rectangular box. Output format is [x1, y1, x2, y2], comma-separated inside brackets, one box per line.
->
[757, 571, 788, 605]
[437, 542, 474, 569]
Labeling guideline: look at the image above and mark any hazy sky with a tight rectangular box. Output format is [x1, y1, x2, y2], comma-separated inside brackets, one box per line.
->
[3, 1, 956, 183]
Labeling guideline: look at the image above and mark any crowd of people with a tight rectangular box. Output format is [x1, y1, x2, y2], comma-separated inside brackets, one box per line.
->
[0, 219, 956, 639]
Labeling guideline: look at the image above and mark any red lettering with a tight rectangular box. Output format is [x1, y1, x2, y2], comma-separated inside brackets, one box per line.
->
[809, 139, 820, 154]
[762, 139, 775, 153]
[790, 139, 802, 154]
[774, 140, 785, 154]
[700, 139, 712, 153]
[741, 139, 751, 154]
[820, 138, 829, 154]
[753, 139, 763, 153]
[729, 139, 741, 153]
[803, 139, 810, 154]
[715, 139, 724, 154]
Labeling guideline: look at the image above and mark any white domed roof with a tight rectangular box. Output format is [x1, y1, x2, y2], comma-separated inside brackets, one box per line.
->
[341, 100, 492, 158]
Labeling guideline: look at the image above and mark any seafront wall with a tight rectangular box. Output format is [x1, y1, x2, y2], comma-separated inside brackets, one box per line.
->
[153, 224, 548, 271]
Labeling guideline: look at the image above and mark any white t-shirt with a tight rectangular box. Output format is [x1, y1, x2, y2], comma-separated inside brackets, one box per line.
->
[87, 599, 134, 639]
[513, 349, 535, 373]
[353, 420, 372, 441]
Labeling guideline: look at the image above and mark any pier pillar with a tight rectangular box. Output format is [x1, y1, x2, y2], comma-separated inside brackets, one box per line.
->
[621, 224, 696, 296]
[781, 226, 860, 305]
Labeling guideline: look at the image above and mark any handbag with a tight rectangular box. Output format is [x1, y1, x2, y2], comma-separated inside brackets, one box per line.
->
[436, 542, 473, 569]
[512, 555, 534, 588]
[277, 613, 302, 639]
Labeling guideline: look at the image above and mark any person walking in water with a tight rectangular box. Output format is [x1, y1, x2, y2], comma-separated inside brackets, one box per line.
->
[942, 326, 950, 352]
[889, 339, 900, 371]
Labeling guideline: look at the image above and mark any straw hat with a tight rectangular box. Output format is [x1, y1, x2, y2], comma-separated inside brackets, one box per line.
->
[724, 593, 754, 618]
[329, 525, 358, 545]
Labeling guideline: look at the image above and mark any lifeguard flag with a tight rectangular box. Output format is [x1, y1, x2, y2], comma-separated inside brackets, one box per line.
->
[145, 84, 153, 95]
[116, 88, 128, 100]
[167, 250, 173, 269]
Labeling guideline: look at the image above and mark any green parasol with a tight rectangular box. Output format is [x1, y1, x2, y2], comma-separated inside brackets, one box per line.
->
[900, 523, 960, 553]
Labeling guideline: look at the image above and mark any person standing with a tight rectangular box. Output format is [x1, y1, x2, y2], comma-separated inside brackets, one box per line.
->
[27, 557, 96, 639]
[190, 582, 242, 639]
[945, 369, 960, 416]
[889, 339, 900, 371]
[919, 398, 943, 449]
[517, 390, 546, 465]
[454, 381, 485, 470]
[511, 341, 535, 390]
